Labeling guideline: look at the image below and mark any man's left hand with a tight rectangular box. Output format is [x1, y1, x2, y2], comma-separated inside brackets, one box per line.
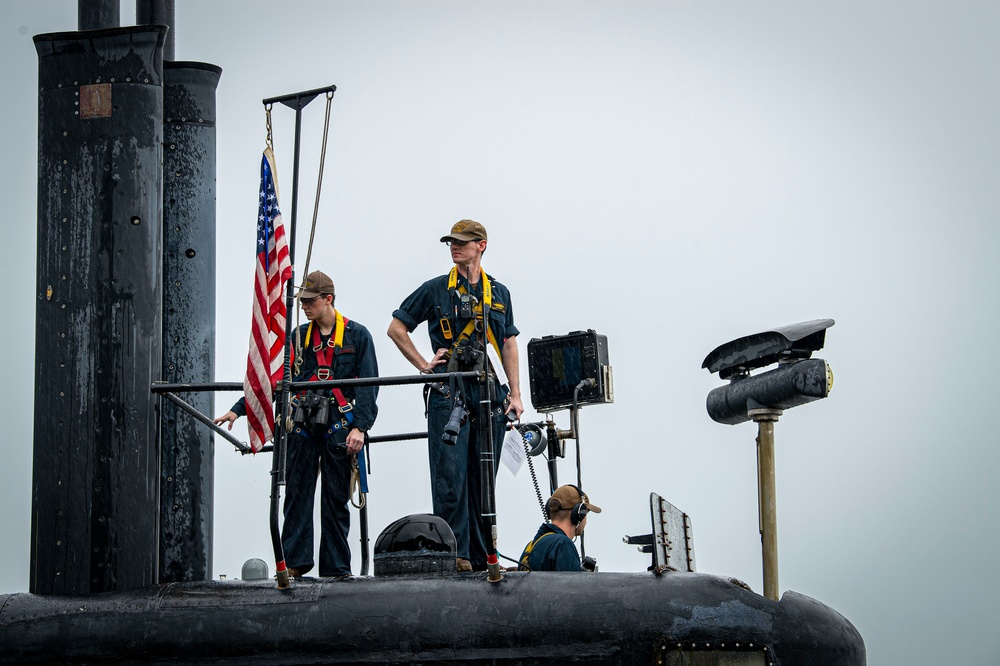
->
[345, 428, 365, 455]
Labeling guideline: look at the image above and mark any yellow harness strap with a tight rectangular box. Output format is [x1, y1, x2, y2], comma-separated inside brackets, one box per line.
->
[520, 530, 554, 569]
[303, 310, 345, 350]
[447, 267, 502, 360]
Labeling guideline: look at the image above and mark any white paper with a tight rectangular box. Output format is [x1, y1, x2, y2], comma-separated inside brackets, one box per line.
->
[500, 428, 526, 476]
[486, 341, 509, 387]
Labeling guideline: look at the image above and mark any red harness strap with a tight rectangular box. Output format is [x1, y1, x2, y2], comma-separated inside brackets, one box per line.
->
[299, 315, 354, 421]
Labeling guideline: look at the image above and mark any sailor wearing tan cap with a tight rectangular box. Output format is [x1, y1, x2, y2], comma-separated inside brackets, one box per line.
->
[518, 485, 602, 572]
[215, 270, 379, 578]
[388, 219, 524, 572]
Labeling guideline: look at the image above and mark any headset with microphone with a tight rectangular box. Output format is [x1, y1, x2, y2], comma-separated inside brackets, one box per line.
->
[547, 484, 590, 526]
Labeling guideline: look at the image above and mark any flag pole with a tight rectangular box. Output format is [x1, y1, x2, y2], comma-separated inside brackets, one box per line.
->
[263, 85, 337, 588]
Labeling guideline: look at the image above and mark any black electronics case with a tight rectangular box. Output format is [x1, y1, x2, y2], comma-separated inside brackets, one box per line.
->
[527, 330, 613, 412]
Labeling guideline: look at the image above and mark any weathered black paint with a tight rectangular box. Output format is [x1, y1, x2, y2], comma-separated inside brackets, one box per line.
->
[159, 61, 222, 584]
[77, 0, 120, 31]
[706, 358, 830, 425]
[136, 0, 176, 61]
[702, 319, 834, 380]
[0, 572, 865, 665]
[31, 26, 167, 596]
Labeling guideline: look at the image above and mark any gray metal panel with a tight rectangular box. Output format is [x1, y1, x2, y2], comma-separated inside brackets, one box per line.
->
[651, 493, 696, 572]
[31, 26, 166, 596]
[159, 61, 221, 584]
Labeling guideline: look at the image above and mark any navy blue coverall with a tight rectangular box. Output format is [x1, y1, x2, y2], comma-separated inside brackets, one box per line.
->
[518, 523, 582, 572]
[392, 271, 518, 569]
[231, 317, 378, 576]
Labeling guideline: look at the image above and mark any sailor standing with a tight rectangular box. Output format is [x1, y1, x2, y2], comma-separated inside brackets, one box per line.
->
[387, 220, 524, 572]
[215, 270, 378, 577]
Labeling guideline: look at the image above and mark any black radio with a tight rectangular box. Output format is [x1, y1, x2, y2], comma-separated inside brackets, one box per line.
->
[527, 330, 613, 412]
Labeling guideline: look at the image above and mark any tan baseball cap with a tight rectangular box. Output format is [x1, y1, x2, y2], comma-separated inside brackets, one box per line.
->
[297, 270, 335, 299]
[548, 485, 602, 514]
[440, 219, 488, 243]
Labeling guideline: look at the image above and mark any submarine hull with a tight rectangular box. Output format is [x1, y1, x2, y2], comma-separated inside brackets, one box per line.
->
[0, 571, 864, 665]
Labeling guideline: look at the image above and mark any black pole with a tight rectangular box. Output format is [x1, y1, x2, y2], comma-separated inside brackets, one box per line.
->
[359, 500, 370, 576]
[262, 85, 336, 108]
[149, 370, 480, 394]
[546, 421, 560, 495]
[136, 0, 176, 61]
[479, 371, 501, 582]
[78, 0, 120, 30]
[572, 386, 586, 560]
[152, 381, 243, 393]
[162, 392, 248, 453]
[263, 86, 335, 585]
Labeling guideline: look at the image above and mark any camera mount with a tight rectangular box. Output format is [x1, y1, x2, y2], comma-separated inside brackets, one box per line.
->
[702, 319, 834, 425]
[703, 319, 835, 602]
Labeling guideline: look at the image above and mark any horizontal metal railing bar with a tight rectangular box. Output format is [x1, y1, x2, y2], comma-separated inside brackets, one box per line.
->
[151, 371, 482, 394]
[162, 391, 250, 454]
[227, 431, 430, 456]
[367, 432, 428, 444]
[262, 84, 337, 107]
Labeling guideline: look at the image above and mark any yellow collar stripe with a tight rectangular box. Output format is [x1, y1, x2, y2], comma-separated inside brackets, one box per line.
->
[334, 310, 345, 348]
[304, 310, 345, 349]
[448, 266, 501, 359]
[448, 266, 492, 310]
[448, 266, 490, 307]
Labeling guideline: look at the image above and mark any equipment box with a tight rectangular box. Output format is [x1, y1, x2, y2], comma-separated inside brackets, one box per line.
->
[527, 330, 613, 412]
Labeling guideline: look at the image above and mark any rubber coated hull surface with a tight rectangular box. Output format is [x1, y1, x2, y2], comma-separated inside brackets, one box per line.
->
[0, 571, 864, 665]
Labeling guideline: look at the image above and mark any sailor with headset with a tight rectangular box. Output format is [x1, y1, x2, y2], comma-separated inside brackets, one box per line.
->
[388, 219, 524, 572]
[519, 485, 602, 572]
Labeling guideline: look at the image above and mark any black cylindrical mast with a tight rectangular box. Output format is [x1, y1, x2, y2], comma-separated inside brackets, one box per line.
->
[159, 61, 222, 583]
[136, 0, 176, 61]
[78, 0, 120, 31]
[32, 25, 168, 595]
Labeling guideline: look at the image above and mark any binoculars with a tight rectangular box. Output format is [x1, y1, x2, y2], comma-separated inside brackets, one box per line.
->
[442, 398, 468, 446]
[293, 391, 333, 432]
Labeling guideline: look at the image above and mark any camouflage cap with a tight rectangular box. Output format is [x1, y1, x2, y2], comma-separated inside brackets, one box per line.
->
[297, 270, 335, 299]
[440, 219, 488, 243]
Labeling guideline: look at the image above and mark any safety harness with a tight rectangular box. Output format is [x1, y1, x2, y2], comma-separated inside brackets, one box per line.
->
[293, 310, 368, 507]
[441, 266, 512, 398]
[519, 530, 554, 570]
[296, 310, 353, 425]
[443, 266, 504, 361]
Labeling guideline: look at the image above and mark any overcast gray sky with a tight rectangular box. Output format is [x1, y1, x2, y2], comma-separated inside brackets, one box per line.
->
[2, 1, 999, 664]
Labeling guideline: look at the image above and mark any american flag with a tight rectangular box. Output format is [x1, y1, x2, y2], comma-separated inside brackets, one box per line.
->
[243, 147, 292, 453]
